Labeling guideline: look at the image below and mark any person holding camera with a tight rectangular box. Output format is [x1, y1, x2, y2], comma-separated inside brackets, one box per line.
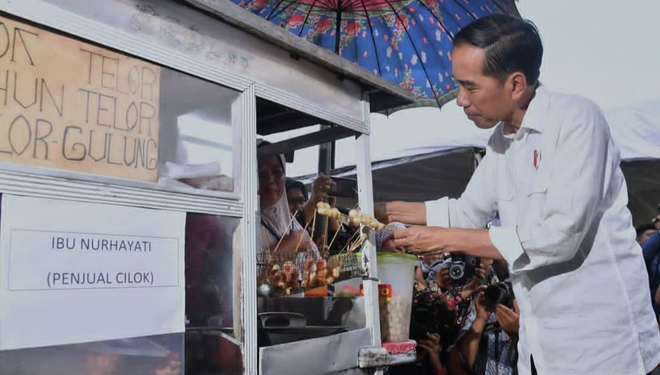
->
[452, 283, 519, 375]
[376, 14, 660, 375]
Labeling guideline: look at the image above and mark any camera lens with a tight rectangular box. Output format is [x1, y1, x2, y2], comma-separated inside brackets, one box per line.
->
[449, 264, 464, 280]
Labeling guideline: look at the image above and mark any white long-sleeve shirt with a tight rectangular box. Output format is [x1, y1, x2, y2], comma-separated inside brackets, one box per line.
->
[426, 86, 660, 375]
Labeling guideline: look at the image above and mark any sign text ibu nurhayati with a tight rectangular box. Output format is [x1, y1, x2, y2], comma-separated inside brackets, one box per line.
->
[0, 16, 161, 182]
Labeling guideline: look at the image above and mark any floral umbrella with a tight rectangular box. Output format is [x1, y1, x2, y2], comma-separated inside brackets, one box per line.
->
[229, 0, 519, 112]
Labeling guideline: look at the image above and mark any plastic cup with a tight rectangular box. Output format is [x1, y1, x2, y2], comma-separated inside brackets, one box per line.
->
[376, 252, 417, 343]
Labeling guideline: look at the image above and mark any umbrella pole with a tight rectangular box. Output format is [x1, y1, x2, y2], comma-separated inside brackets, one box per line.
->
[334, 0, 342, 55]
[315, 124, 334, 243]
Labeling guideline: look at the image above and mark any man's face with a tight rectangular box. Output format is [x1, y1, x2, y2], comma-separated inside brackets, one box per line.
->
[287, 187, 306, 215]
[639, 229, 656, 245]
[452, 44, 514, 129]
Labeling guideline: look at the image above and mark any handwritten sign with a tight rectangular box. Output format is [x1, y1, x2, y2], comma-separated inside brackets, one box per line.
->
[0, 16, 160, 182]
[0, 195, 185, 350]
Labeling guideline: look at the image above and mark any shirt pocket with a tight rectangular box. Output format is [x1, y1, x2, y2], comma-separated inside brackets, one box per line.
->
[497, 182, 516, 223]
[525, 174, 549, 218]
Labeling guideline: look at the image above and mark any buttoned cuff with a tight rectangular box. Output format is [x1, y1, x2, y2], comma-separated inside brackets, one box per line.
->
[489, 226, 525, 269]
[425, 197, 449, 227]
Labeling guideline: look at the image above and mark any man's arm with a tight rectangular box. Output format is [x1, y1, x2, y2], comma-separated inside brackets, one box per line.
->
[400, 102, 619, 271]
[375, 201, 427, 225]
[394, 227, 504, 260]
[378, 151, 499, 229]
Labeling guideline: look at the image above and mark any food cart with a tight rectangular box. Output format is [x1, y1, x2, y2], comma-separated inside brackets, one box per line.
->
[0, 0, 417, 374]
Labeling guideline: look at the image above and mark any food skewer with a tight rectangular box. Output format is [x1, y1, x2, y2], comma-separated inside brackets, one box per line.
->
[293, 219, 311, 252]
[272, 209, 298, 254]
[315, 202, 397, 232]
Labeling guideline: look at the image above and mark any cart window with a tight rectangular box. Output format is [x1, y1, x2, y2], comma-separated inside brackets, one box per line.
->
[184, 213, 243, 374]
[0, 15, 241, 197]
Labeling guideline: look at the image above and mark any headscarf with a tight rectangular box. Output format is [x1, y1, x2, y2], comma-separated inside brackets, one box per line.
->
[375, 222, 406, 252]
[257, 139, 319, 261]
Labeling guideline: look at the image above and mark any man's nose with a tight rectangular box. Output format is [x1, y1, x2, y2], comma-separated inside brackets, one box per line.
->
[456, 87, 470, 108]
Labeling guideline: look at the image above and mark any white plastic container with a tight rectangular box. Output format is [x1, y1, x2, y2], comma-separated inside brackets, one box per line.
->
[376, 252, 417, 342]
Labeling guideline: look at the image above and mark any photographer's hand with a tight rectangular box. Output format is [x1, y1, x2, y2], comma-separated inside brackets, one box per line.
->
[437, 266, 453, 291]
[495, 300, 520, 337]
[461, 264, 488, 299]
[417, 332, 443, 372]
[474, 287, 490, 322]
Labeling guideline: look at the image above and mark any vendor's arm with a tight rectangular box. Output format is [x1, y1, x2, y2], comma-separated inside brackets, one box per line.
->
[302, 174, 339, 232]
[273, 230, 313, 253]
[655, 285, 660, 306]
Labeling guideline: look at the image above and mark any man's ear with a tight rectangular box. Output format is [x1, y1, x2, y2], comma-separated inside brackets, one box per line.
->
[508, 72, 528, 100]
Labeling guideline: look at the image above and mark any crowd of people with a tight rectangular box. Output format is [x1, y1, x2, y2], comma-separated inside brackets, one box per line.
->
[258, 140, 660, 375]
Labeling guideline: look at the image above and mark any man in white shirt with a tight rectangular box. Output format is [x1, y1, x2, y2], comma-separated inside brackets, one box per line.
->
[376, 14, 660, 375]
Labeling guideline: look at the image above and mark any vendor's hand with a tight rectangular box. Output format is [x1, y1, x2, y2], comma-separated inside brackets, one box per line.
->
[277, 230, 311, 253]
[393, 226, 443, 254]
[495, 300, 520, 337]
[311, 173, 336, 200]
[315, 234, 330, 258]
[417, 332, 443, 371]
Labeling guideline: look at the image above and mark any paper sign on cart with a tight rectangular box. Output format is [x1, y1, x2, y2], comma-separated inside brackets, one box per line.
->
[0, 195, 186, 350]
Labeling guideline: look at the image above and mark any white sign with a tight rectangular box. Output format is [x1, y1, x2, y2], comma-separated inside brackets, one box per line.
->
[0, 195, 186, 350]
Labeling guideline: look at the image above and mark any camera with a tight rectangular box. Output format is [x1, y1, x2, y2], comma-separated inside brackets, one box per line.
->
[484, 281, 514, 308]
[410, 307, 435, 341]
[447, 254, 480, 286]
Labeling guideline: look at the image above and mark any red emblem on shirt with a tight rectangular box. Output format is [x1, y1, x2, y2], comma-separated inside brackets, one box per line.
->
[533, 149, 542, 170]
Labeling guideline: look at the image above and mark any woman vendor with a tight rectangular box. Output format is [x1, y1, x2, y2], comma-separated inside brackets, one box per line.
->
[257, 140, 320, 261]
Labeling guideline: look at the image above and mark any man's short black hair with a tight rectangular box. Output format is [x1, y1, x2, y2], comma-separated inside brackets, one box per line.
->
[636, 223, 656, 238]
[285, 178, 308, 200]
[454, 14, 543, 85]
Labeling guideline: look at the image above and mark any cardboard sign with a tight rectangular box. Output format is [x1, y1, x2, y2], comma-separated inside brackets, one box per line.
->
[0, 16, 160, 182]
[0, 195, 185, 350]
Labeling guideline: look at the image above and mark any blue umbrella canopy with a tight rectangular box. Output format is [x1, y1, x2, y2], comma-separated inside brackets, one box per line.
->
[229, 0, 519, 111]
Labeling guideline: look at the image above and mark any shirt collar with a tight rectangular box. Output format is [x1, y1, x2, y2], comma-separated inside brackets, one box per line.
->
[519, 83, 550, 133]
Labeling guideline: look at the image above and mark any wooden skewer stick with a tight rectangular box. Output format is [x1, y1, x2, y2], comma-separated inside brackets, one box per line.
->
[317, 210, 398, 231]
[273, 209, 298, 254]
[309, 209, 318, 245]
[327, 223, 342, 252]
[294, 220, 311, 253]
[339, 228, 362, 254]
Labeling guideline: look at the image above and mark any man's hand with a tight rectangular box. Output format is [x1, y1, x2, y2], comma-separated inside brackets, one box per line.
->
[495, 300, 520, 337]
[417, 332, 443, 372]
[393, 226, 444, 254]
